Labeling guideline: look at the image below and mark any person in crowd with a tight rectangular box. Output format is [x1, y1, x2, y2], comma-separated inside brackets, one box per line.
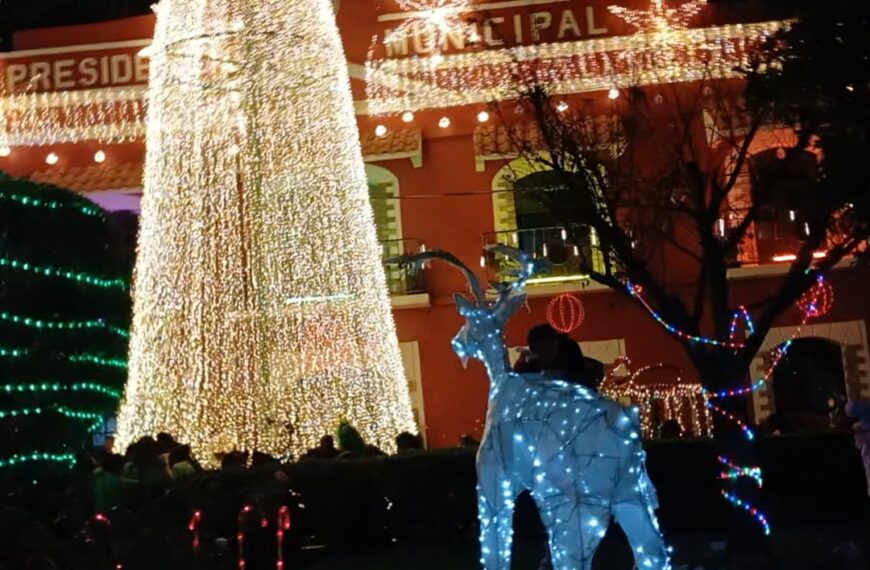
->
[168, 445, 199, 478]
[395, 431, 423, 453]
[514, 324, 562, 373]
[93, 454, 125, 513]
[336, 422, 385, 458]
[846, 399, 870, 497]
[515, 324, 603, 391]
[302, 435, 341, 459]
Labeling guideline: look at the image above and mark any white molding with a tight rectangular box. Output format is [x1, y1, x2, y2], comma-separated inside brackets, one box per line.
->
[0, 39, 151, 60]
[727, 257, 854, 280]
[378, 0, 570, 22]
[391, 293, 431, 309]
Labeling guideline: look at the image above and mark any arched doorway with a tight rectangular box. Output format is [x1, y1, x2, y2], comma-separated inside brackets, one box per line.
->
[770, 338, 848, 433]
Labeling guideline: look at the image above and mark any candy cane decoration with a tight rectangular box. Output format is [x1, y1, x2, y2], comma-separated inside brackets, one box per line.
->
[188, 509, 202, 553]
[276, 506, 292, 570]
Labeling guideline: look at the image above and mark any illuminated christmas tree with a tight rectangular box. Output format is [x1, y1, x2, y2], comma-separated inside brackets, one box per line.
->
[115, 0, 416, 464]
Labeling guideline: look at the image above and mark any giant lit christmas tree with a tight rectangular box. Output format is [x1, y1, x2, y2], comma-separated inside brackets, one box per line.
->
[115, 0, 416, 464]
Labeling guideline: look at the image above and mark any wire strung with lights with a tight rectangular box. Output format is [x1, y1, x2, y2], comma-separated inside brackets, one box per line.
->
[0, 256, 128, 291]
[115, 0, 417, 466]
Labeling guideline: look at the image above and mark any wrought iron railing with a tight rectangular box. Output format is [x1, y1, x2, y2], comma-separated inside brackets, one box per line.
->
[723, 209, 826, 266]
[482, 226, 612, 284]
[381, 238, 427, 296]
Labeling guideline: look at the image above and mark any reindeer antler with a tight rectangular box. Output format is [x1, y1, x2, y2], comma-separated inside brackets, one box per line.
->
[389, 249, 487, 305]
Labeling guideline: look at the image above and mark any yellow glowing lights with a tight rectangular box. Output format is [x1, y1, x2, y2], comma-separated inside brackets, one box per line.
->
[476, 110, 490, 123]
[115, 0, 416, 466]
[375, 124, 389, 137]
[401, 111, 415, 123]
[438, 116, 451, 128]
[0, 146, 10, 158]
[94, 150, 106, 163]
[608, 87, 620, 100]
[45, 152, 59, 165]
[556, 101, 569, 113]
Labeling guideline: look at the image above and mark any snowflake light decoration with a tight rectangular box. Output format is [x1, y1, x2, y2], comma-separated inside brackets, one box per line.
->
[609, 0, 707, 35]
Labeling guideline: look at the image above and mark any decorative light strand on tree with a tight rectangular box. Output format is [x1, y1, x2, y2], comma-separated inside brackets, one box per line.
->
[0, 256, 128, 291]
[721, 490, 771, 536]
[0, 311, 128, 337]
[718, 456, 762, 488]
[1, 382, 121, 398]
[0, 452, 75, 469]
[0, 188, 104, 218]
[0, 346, 28, 358]
[67, 354, 128, 369]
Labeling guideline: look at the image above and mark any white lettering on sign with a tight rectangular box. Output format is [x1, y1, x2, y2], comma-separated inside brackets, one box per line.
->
[381, 6, 609, 58]
[3, 52, 150, 94]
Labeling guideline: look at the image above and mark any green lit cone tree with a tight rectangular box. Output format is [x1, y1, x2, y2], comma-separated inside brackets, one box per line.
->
[0, 173, 130, 477]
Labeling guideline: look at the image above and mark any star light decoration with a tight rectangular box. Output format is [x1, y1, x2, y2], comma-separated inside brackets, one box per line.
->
[608, 0, 709, 84]
[383, 0, 477, 65]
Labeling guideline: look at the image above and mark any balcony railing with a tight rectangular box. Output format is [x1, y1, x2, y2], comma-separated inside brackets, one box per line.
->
[724, 209, 829, 267]
[381, 238, 426, 296]
[482, 226, 612, 285]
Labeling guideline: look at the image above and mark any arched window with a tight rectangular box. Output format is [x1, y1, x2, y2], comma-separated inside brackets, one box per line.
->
[490, 157, 606, 279]
[365, 164, 402, 243]
[769, 338, 849, 434]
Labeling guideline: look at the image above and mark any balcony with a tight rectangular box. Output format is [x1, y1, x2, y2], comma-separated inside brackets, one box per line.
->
[381, 238, 429, 308]
[482, 226, 612, 295]
[725, 210, 834, 278]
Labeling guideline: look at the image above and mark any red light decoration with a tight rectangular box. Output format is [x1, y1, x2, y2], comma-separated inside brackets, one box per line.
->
[796, 276, 834, 318]
[276, 506, 292, 570]
[546, 293, 585, 333]
[188, 510, 202, 553]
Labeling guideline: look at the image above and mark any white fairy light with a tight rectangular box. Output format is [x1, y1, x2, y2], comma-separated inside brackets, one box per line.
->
[477, 110, 490, 123]
[438, 116, 451, 128]
[115, 0, 417, 466]
[401, 111, 415, 123]
[0, 146, 10, 157]
[45, 152, 59, 165]
[375, 124, 389, 137]
[94, 150, 106, 163]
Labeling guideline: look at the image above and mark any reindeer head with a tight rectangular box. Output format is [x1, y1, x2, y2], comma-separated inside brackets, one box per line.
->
[391, 246, 547, 369]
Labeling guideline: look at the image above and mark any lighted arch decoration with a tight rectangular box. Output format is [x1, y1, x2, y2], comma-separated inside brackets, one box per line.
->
[600, 360, 714, 439]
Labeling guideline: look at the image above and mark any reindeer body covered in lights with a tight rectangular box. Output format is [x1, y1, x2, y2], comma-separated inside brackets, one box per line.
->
[393, 246, 669, 570]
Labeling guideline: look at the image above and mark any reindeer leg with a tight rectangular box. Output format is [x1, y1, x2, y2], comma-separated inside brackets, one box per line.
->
[476, 438, 517, 570]
[535, 488, 610, 570]
[612, 465, 670, 570]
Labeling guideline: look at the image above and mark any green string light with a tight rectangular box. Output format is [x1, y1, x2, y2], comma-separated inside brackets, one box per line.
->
[54, 406, 105, 421]
[0, 452, 75, 469]
[0, 407, 43, 419]
[67, 353, 127, 369]
[1, 382, 121, 399]
[0, 190, 104, 218]
[0, 311, 128, 338]
[0, 346, 28, 358]
[0, 256, 128, 291]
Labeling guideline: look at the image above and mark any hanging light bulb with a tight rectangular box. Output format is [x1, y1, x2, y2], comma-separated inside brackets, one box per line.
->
[438, 116, 451, 129]
[45, 152, 59, 165]
[375, 124, 388, 137]
[0, 146, 11, 158]
[608, 87, 620, 100]
[94, 150, 106, 163]
[556, 101, 569, 113]
[560, 228, 568, 241]
[788, 210, 796, 221]
[477, 110, 490, 123]
[479, 255, 486, 268]
[717, 218, 726, 237]
[401, 111, 414, 123]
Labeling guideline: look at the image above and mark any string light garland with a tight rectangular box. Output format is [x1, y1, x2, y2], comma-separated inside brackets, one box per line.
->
[0, 256, 128, 291]
[600, 361, 713, 438]
[718, 456, 762, 488]
[366, 20, 785, 114]
[0, 452, 75, 469]
[1, 382, 121, 399]
[546, 293, 585, 333]
[721, 490, 771, 536]
[796, 275, 834, 318]
[628, 284, 744, 349]
[0, 310, 127, 337]
[115, 0, 417, 466]
[275, 506, 291, 570]
[383, 0, 475, 61]
[0, 189, 103, 218]
[0, 346, 28, 358]
[67, 354, 127, 369]
[0, 86, 146, 147]
[188, 510, 203, 554]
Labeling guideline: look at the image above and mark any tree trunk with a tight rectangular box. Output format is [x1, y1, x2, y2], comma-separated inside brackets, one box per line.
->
[690, 347, 772, 559]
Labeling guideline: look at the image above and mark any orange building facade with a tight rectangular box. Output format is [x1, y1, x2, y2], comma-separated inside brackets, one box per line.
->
[1, 1, 869, 448]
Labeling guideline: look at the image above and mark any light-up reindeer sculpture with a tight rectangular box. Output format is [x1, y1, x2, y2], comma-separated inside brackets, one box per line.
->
[393, 246, 670, 570]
